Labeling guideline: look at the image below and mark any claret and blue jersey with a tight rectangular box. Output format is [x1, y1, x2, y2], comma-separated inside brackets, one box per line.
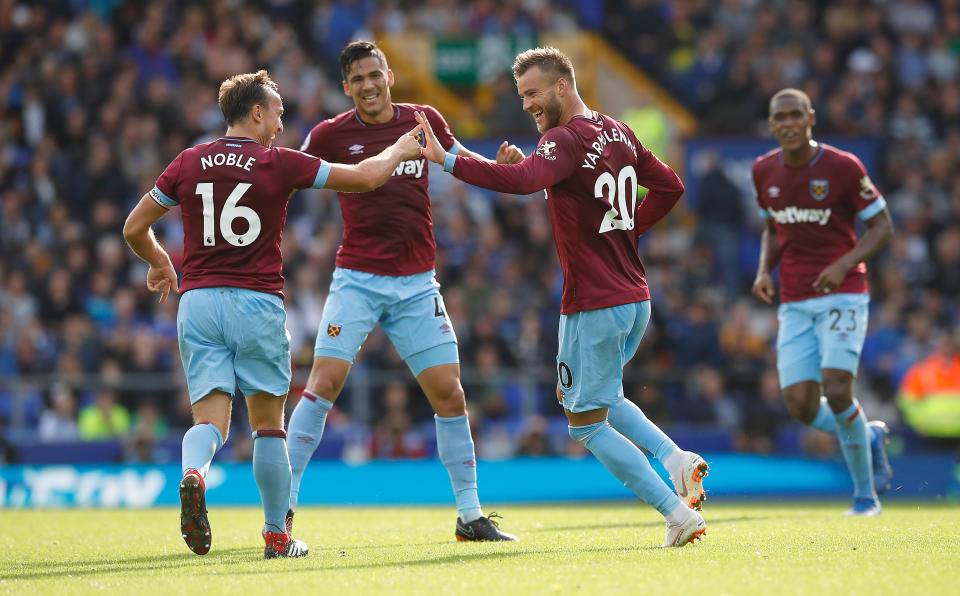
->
[152, 137, 331, 297]
[446, 110, 684, 315]
[300, 103, 461, 277]
[752, 143, 887, 303]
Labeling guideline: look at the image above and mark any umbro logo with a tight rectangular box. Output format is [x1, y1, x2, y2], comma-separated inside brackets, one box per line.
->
[768, 186, 780, 198]
[349, 144, 364, 155]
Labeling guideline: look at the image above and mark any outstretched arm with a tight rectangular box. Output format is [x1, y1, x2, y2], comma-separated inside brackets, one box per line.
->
[324, 124, 424, 193]
[123, 195, 179, 304]
[458, 141, 524, 164]
[416, 110, 565, 195]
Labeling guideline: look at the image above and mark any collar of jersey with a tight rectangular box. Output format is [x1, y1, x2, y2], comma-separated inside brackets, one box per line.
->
[353, 104, 401, 126]
[219, 137, 258, 142]
[569, 110, 601, 124]
[779, 143, 824, 167]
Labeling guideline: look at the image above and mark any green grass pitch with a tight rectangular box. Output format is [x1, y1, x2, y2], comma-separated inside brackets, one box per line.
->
[2, 501, 957, 595]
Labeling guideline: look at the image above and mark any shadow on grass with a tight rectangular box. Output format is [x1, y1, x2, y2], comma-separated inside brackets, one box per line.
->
[3, 537, 685, 581]
[0, 548, 251, 581]
[522, 513, 785, 534]
[228, 542, 668, 576]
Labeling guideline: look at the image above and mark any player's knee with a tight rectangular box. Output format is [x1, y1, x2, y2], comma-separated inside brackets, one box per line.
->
[247, 409, 284, 431]
[783, 392, 818, 424]
[306, 372, 346, 400]
[433, 383, 466, 417]
[821, 378, 853, 405]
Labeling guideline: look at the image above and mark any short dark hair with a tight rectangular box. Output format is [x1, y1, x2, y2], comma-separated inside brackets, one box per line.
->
[340, 40, 388, 80]
[218, 70, 278, 125]
[769, 88, 813, 114]
[512, 47, 575, 84]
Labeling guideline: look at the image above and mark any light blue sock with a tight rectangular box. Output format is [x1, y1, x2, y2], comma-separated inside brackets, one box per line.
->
[435, 414, 483, 523]
[286, 391, 333, 511]
[810, 396, 838, 434]
[833, 400, 875, 499]
[608, 398, 678, 463]
[569, 421, 684, 517]
[181, 423, 223, 478]
[253, 430, 292, 534]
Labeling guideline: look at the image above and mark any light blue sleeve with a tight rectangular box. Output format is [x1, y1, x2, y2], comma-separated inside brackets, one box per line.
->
[758, 207, 772, 219]
[857, 196, 887, 221]
[448, 138, 463, 155]
[443, 153, 458, 173]
[150, 186, 177, 208]
[312, 161, 332, 188]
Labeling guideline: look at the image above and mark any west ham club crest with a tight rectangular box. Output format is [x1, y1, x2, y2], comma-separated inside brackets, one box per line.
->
[809, 179, 829, 200]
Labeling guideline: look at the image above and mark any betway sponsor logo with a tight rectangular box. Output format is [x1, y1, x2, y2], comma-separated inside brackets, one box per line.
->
[768, 206, 832, 226]
[392, 158, 425, 179]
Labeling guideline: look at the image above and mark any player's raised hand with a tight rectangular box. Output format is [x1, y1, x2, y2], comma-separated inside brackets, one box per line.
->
[147, 262, 179, 304]
[751, 272, 775, 304]
[812, 258, 850, 294]
[414, 111, 445, 164]
[396, 123, 425, 159]
[496, 141, 524, 164]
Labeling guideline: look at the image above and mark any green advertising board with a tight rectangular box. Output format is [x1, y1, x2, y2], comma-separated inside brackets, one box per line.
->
[434, 34, 537, 85]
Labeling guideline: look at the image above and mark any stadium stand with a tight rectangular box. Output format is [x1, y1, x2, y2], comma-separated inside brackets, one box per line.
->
[0, 0, 958, 464]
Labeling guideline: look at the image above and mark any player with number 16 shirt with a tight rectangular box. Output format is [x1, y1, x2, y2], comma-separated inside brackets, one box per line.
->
[123, 70, 423, 559]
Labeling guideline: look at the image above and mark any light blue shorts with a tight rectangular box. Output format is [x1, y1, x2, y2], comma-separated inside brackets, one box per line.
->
[556, 301, 651, 413]
[177, 287, 291, 404]
[776, 293, 870, 388]
[314, 268, 458, 376]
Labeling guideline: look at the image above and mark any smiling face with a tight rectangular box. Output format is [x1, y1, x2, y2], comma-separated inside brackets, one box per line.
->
[259, 88, 284, 146]
[768, 93, 815, 153]
[516, 66, 564, 133]
[343, 56, 394, 124]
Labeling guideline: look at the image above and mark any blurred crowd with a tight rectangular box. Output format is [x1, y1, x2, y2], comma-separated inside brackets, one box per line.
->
[0, 0, 958, 463]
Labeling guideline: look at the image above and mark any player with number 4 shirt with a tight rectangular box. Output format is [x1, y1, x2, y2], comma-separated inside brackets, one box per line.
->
[417, 47, 710, 548]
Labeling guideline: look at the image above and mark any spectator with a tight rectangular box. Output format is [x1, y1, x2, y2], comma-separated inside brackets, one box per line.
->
[369, 382, 428, 459]
[77, 388, 130, 441]
[0, 2, 959, 460]
[898, 328, 960, 445]
[38, 383, 79, 442]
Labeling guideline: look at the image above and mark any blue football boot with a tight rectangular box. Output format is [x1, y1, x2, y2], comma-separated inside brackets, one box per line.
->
[868, 421, 893, 495]
[844, 497, 882, 516]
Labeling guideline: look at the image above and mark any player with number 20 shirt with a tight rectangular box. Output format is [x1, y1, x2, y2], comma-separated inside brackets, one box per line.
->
[417, 47, 712, 549]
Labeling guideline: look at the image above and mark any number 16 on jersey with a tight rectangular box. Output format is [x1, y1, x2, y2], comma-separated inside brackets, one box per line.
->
[196, 182, 262, 247]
